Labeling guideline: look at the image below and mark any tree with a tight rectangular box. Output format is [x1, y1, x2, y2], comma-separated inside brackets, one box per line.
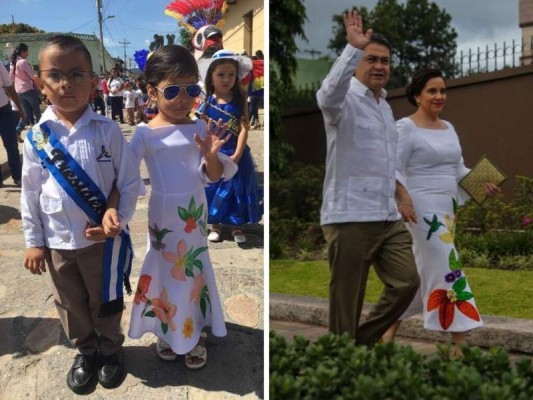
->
[177, 28, 194, 52]
[270, 0, 307, 174]
[166, 34, 176, 45]
[149, 34, 165, 51]
[327, 0, 458, 88]
[0, 23, 43, 34]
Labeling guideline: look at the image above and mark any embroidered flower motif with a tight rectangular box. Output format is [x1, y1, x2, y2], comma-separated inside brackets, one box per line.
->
[134, 274, 152, 305]
[162, 239, 188, 281]
[190, 273, 205, 305]
[151, 288, 177, 334]
[163, 240, 208, 280]
[439, 214, 456, 244]
[427, 277, 480, 330]
[178, 196, 204, 234]
[183, 317, 194, 338]
[149, 223, 173, 251]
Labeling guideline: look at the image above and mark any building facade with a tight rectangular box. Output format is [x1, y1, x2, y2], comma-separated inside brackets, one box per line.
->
[222, 0, 264, 56]
[0, 32, 115, 75]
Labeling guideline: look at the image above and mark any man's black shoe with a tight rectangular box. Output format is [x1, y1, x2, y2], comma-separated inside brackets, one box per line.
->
[98, 351, 125, 389]
[66, 353, 97, 394]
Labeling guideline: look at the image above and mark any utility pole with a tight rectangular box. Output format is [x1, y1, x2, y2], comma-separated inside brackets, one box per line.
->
[119, 38, 131, 74]
[96, 0, 106, 74]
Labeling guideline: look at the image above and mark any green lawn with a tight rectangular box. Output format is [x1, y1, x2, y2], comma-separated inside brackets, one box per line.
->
[270, 260, 533, 320]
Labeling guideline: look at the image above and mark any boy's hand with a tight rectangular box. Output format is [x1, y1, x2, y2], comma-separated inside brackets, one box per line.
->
[194, 118, 229, 161]
[103, 208, 121, 236]
[24, 247, 49, 275]
[85, 223, 108, 241]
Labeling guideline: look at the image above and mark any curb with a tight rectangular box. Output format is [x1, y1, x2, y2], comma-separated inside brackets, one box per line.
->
[270, 293, 533, 354]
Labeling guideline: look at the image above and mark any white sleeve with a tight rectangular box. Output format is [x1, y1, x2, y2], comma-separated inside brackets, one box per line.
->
[20, 139, 45, 247]
[316, 44, 364, 125]
[109, 123, 141, 225]
[395, 118, 414, 188]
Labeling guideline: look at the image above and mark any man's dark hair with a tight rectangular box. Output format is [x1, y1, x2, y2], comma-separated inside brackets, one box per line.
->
[367, 33, 391, 53]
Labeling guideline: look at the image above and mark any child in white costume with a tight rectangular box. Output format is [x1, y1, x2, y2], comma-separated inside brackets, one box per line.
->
[127, 45, 236, 369]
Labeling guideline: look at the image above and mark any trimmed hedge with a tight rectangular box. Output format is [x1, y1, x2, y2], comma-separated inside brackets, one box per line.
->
[270, 331, 533, 399]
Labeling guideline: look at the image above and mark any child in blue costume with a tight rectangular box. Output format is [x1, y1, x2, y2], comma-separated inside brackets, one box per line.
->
[197, 50, 263, 243]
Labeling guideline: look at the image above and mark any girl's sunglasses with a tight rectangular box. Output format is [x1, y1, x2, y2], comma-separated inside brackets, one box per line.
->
[154, 84, 202, 100]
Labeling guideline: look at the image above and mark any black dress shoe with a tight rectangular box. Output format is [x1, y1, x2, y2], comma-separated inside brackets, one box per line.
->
[98, 351, 125, 388]
[66, 353, 97, 394]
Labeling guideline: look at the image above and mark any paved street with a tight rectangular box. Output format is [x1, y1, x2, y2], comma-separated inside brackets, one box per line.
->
[0, 118, 264, 399]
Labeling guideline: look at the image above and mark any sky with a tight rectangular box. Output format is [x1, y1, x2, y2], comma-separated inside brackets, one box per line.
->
[296, 0, 522, 59]
[1, 0, 184, 65]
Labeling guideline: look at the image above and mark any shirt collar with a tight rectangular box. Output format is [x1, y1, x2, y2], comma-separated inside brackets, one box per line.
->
[41, 104, 109, 131]
[352, 77, 387, 99]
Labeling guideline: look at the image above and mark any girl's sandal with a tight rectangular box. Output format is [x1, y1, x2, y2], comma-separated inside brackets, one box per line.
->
[185, 332, 207, 370]
[156, 338, 177, 361]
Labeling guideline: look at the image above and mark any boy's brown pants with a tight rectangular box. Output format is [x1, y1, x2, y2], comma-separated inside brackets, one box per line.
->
[48, 243, 124, 356]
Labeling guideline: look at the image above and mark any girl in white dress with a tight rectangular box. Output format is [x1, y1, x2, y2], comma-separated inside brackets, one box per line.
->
[383, 68, 499, 354]
[127, 45, 236, 369]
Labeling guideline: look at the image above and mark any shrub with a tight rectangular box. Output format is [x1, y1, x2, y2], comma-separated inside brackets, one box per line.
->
[270, 331, 533, 399]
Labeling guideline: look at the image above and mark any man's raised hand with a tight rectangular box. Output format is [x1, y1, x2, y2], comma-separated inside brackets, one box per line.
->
[343, 9, 373, 50]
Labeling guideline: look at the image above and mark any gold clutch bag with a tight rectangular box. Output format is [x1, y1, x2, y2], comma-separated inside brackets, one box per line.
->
[459, 155, 507, 205]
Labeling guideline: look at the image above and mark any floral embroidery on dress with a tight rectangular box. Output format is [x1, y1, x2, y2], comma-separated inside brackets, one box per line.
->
[178, 196, 205, 233]
[162, 240, 208, 281]
[427, 277, 480, 330]
[149, 223, 173, 250]
[134, 275, 152, 304]
[426, 197, 479, 330]
[183, 316, 194, 338]
[141, 288, 178, 334]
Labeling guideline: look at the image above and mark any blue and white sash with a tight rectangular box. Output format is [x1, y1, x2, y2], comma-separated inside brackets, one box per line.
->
[28, 121, 133, 317]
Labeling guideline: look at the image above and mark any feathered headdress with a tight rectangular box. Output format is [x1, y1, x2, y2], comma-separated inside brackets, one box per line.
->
[134, 49, 150, 71]
[165, 0, 228, 60]
[165, 0, 227, 32]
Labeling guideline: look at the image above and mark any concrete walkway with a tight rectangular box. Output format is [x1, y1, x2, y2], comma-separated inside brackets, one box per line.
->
[270, 293, 533, 356]
[0, 118, 264, 399]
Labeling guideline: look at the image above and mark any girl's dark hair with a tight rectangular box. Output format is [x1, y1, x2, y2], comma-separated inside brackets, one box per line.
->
[406, 68, 445, 106]
[204, 58, 246, 115]
[39, 35, 93, 70]
[10, 43, 29, 73]
[144, 45, 198, 87]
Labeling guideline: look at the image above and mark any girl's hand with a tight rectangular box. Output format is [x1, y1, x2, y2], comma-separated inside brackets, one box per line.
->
[343, 9, 373, 50]
[484, 182, 501, 197]
[24, 247, 50, 275]
[103, 208, 121, 237]
[194, 118, 229, 160]
[230, 153, 241, 164]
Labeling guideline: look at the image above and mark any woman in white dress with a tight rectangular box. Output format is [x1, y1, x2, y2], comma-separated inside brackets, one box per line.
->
[383, 68, 499, 354]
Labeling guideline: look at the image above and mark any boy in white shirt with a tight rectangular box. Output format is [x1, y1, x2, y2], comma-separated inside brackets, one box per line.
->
[21, 35, 140, 394]
[122, 81, 136, 126]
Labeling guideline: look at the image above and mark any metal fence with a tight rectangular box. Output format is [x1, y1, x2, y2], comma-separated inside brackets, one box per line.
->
[454, 37, 532, 77]
[286, 37, 532, 109]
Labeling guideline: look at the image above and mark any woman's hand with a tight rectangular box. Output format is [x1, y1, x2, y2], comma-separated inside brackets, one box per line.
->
[484, 182, 501, 197]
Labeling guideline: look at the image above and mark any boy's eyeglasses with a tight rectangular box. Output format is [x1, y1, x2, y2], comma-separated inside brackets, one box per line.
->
[154, 84, 202, 100]
[39, 70, 93, 84]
